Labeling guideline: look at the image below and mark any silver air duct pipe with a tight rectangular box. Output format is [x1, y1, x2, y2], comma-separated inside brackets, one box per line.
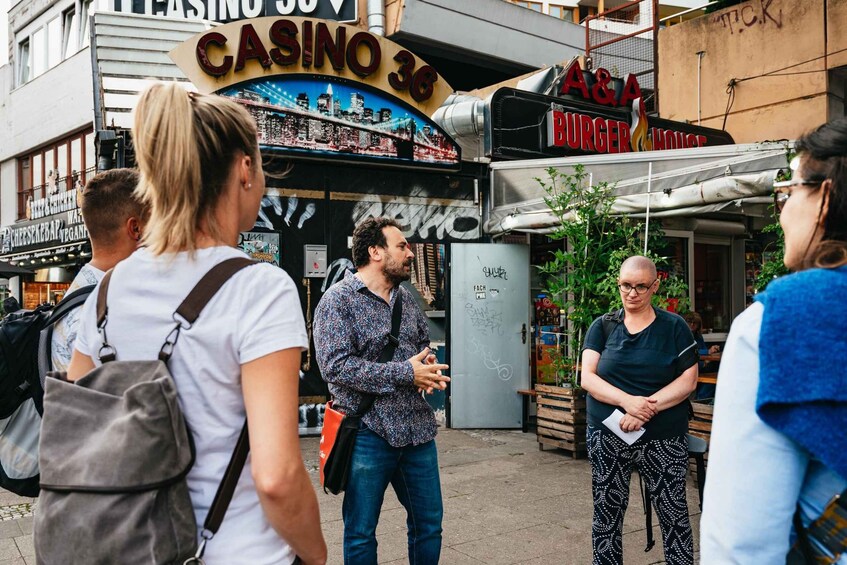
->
[367, 0, 385, 36]
[432, 94, 485, 140]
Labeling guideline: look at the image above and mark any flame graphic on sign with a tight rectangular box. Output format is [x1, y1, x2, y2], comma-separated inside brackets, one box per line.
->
[630, 98, 653, 152]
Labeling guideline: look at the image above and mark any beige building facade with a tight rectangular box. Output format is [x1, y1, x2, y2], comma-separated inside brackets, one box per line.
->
[659, 0, 847, 143]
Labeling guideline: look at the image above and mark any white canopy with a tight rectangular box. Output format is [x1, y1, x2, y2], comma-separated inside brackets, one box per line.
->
[486, 142, 791, 236]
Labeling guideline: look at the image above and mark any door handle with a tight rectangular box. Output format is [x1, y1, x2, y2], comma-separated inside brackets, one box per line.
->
[520, 323, 527, 344]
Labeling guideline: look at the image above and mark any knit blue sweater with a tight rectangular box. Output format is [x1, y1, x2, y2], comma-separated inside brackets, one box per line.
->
[755, 266, 847, 481]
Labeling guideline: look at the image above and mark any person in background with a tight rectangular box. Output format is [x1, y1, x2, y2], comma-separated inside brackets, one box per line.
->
[701, 117, 847, 563]
[51, 168, 148, 373]
[314, 216, 450, 565]
[64, 84, 327, 564]
[683, 312, 720, 399]
[581, 255, 699, 565]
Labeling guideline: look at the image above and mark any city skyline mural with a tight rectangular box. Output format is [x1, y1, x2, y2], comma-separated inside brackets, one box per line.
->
[219, 76, 461, 169]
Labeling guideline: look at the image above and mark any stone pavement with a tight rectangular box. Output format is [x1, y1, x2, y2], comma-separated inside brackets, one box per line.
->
[1, 428, 702, 564]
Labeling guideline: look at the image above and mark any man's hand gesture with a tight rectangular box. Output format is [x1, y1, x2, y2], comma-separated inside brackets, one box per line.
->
[408, 348, 450, 394]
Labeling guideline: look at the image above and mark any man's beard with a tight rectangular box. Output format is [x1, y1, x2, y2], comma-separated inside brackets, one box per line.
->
[384, 255, 412, 286]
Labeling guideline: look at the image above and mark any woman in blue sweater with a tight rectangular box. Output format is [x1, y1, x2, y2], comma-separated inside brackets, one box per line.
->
[701, 118, 847, 563]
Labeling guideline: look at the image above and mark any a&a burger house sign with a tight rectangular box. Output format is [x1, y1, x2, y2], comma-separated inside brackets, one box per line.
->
[489, 61, 734, 160]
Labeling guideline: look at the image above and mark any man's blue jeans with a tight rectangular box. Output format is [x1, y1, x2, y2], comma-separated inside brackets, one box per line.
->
[342, 425, 443, 565]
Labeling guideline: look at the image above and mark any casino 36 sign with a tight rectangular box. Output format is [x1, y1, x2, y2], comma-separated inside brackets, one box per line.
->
[170, 17, 453, 117]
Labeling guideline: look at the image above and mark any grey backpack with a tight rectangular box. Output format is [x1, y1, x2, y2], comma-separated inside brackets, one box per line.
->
[34, 258, 255, 565]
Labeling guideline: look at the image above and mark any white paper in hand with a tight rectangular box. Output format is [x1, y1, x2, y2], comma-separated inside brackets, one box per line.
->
[602, 409, 646, 445]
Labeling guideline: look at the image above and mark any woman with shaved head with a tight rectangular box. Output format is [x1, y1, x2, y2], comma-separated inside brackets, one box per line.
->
[581, 255, 699, 565]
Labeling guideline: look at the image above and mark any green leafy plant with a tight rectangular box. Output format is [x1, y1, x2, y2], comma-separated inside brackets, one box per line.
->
[755, 157, 792, 291]
[755, 214, 788, 291]
[535, 166, 689, 387]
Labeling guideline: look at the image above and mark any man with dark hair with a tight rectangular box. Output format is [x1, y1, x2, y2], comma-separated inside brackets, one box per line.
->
[314, 216, 450, 564]
[51, 168, 148, 371]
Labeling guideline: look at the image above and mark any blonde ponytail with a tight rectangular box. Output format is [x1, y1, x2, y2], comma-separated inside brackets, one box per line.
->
[132, 83, 259, 254]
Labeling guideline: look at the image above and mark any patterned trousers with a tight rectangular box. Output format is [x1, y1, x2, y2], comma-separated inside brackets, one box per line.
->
[587, 426, 693, 565]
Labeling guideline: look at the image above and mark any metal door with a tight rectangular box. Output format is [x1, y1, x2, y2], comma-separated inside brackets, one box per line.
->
[449, 243, 530, 428]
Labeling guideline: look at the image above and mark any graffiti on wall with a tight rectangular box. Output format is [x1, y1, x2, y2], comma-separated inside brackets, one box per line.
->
[350, 199, 480, 241]
[711, 0, 782, 34]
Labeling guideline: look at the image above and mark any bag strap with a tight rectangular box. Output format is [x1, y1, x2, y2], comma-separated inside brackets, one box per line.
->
[197, 420, 250, 554]
[356, 294, 404, 417]
[600, 308, 624, 345]
[37, 285, 96, 377]
[95, 258, 256, 363]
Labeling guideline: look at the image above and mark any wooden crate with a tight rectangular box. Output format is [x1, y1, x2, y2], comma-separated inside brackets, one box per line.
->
[535, 384, 587, 459]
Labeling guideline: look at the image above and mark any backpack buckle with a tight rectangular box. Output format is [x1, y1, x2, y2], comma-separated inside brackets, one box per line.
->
[182, 530, 212, 565]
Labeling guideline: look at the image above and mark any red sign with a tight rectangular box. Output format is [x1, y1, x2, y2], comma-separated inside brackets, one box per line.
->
[546, 101, 708, 154]
[560, 61, 642, 108]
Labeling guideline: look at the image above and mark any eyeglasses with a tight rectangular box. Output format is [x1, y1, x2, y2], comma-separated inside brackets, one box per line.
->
[773, 178, 825, 211]
[618, 279, 657, 295]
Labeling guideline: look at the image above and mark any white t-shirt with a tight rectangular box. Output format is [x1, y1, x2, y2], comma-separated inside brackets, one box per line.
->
[51, 263, 104, 373]
[75, 246, 307, 565]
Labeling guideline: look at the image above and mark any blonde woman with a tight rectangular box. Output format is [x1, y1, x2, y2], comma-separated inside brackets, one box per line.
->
[64, 85, 327, 564]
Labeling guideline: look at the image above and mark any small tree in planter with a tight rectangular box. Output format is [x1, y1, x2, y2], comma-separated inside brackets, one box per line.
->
[536, 166, 689, 387]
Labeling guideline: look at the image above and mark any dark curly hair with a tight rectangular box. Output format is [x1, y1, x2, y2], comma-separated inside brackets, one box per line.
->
[794, 118, 847, 268]
[351, 217, 401, 268]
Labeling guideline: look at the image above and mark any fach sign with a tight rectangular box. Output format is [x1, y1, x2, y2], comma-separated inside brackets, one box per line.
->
[113, 0, 357, 23]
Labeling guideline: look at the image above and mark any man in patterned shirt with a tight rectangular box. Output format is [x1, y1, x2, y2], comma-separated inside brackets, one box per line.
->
[51, 169, 148, 372]
[314, 216, 451, 565]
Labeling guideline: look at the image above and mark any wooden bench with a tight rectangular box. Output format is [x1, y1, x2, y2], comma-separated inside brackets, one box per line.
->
[697, 372, 718, 385]
[517, 389, 538, 433]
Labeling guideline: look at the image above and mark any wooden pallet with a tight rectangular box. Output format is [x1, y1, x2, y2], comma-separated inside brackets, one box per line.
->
[535, 385, 588, 459]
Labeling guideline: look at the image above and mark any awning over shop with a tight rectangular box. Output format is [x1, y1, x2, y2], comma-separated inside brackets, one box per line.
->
[0, 261, 33, 278]
[486, 142, 791, 236]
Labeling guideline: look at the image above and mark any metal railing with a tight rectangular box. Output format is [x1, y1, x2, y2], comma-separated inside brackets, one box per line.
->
[585, 0, 659, 114]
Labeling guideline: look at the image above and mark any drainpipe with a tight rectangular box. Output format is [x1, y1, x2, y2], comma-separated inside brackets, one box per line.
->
[697, 51, 705, 125]
[368, 0, 385, 36]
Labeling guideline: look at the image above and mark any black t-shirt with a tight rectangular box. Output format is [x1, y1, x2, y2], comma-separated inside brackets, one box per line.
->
[582, 307, 698, 441]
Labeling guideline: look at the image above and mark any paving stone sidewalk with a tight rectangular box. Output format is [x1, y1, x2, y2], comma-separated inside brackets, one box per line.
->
[1, 428, 702, 564]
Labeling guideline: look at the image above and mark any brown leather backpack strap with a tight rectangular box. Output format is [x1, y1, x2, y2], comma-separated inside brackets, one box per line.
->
[174, 257, 256, 326]
[95, 269, 114, 329]
[95, 269, 117, 362]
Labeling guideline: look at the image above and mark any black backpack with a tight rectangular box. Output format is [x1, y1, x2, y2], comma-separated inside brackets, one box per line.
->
[0, 285, 94, 496]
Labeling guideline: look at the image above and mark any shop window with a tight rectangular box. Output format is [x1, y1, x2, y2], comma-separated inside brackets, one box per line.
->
[17, 39, 30, 84]
[694, 242, 731, 334]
